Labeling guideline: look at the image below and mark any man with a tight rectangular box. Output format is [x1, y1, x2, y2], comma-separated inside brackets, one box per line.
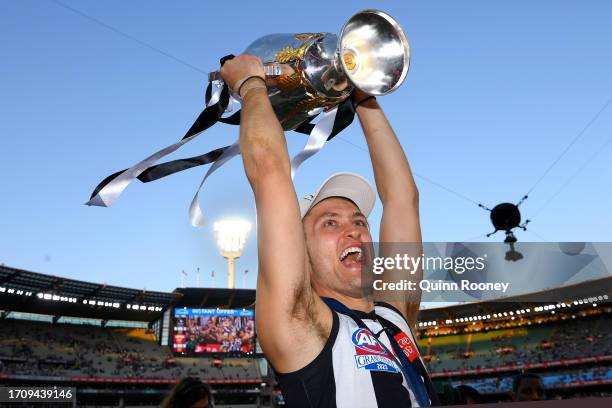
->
[512, 373, 545, 402]
[220, 54, 436, 407]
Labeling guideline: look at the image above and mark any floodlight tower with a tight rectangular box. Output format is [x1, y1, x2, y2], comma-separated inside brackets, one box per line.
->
[213, 219, 251, 289]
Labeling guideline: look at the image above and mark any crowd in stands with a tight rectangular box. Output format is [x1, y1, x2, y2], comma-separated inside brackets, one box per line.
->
[452, 366, 612, 395]
[422, 314, 612, 373]
[1, 312, 609, 393]
[545, 366, 612, 389]
[0, 320, 260, 381]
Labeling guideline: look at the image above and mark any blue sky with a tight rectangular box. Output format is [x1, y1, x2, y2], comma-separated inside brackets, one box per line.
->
[1, 0, 611, 292]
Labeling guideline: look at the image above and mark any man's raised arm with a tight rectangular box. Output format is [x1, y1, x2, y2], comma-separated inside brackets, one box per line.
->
[219, 55, 331, 372]
[354, 92, 423, 329]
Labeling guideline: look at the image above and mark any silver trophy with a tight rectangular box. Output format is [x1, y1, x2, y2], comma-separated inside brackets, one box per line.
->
[210, 9, 410, 130]
[86, 10, 410, 225]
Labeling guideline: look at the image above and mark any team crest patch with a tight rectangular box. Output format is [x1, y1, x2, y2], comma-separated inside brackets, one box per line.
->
[351, 328, 398, 373]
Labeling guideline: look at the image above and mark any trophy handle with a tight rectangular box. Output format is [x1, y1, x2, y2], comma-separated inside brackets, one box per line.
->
[208, 64, 284, 83]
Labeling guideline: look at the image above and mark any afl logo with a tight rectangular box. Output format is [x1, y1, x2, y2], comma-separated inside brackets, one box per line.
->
[351, 328, 386, 355]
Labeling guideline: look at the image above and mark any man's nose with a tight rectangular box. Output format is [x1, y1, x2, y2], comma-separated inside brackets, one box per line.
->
[344, 225, 361, 240]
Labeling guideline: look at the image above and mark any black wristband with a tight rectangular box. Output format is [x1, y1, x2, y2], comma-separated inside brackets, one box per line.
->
[238, 76, 266, 98]
[353, 95, 377, 110]
[219, 54, 235, 66]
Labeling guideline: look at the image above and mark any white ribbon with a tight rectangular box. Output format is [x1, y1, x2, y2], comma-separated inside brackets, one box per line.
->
[188, 106, 339, 226]
[188, 107, 339, 225]
[89, 76, 341, 228]
[206, 81, 222, 107]
[85, 83, 225, 208]
[189, 141, 241, 227]
[290, 107, 338, 179]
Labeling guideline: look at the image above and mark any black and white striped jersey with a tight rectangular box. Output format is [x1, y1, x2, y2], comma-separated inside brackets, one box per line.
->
[275, 302, 434, 408]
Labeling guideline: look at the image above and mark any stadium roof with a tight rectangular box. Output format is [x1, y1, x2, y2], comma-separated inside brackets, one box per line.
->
[0, 265, 257, 323]
[1, 264, 609, 324]
[0, 265, 180, 322]
[173, 288, 255, 309]
[418, 276, 612, 322]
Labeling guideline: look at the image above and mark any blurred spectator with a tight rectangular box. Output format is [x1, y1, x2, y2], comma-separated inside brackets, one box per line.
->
[455, 385, 482, 404]
[161, 377, 212, 408]
[512, 373, 545, 402]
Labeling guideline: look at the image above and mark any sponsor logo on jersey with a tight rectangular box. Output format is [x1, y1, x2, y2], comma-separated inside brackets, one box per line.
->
[351, 328, 398, 373]
[394, 332, 419, 362]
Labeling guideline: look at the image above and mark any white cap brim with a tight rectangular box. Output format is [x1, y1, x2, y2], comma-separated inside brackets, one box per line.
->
[299, 172, 376, 219]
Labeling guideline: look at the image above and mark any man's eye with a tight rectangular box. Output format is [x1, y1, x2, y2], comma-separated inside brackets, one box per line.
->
[355, 220, 367, 227]
[323, 220, 337, 227]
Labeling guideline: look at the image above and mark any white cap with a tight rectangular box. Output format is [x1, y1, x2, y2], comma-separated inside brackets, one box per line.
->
[299, 172, 376, 219]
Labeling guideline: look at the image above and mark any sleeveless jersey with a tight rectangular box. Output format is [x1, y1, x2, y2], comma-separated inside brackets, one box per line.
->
[275, 302, 434, 408]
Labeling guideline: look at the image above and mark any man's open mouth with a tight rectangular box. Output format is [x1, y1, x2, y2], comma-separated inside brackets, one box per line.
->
[339, 246, 363, 263]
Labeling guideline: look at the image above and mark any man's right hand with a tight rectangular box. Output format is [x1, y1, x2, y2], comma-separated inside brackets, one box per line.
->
[219, 54, 265, 92]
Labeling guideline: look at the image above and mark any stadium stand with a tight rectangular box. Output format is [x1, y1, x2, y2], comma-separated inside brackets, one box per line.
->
[1, 265, 610, 405]
[420, 314, 612, 372]
[0, 265, 267, 407]
[413, 278, 612, 402]
[0, 319, 260, 381]
[452, 366, 612, 394]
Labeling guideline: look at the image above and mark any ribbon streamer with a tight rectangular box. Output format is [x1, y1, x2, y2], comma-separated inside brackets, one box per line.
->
[87, 82, 358, 225]
[290, 107, 338, 178]
[86, 81, 228, 206]
[293, 97, 356, 140]
[187, 100, 355, 225]
[137, 146, 228, 183]
[190, 100, 354, 224]
[140, 98, 355, 184]
[189, 141, 241, 227]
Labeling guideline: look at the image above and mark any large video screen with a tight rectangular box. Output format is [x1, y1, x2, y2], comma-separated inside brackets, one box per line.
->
[173, 308, 255, 355]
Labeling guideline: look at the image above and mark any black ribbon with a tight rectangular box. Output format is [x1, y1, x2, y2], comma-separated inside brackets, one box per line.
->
[137, 146, 229, 183]
[88, 78, 231, 199]
[293, 97, 356, 141]
[134, 97, 356, 184]
[89, 52, 357, 196]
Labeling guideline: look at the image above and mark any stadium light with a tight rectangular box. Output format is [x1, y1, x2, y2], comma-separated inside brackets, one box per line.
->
[213, 219, 252, 289]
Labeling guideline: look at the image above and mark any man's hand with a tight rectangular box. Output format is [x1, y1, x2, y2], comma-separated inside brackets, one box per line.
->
[219, 54, 265, 91]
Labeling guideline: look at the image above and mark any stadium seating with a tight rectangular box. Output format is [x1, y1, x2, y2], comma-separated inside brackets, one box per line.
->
[0, 319, 260, 381]
[419, 314, 612, 372]
[2, 314, 609, 379]
[452, 366, 612, 394]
